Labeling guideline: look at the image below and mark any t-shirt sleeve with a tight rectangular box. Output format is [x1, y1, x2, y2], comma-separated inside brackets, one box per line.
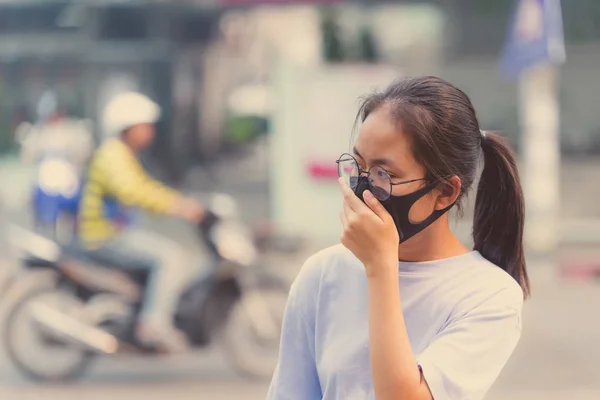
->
[266, 254, 324, 400]
[417, 287, 523, 400]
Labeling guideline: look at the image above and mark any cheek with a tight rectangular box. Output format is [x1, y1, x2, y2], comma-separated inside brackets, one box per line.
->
[408, 194, 436, 224]
[141, 130, 154, 145]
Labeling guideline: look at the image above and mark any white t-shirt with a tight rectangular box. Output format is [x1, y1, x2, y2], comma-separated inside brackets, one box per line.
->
[267, 245, 523, 400]
[19, 119, 94, 168]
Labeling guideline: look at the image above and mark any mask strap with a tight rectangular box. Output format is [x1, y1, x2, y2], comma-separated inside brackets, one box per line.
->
[416, 202, 455, 227]
[405, 182, 456, 227]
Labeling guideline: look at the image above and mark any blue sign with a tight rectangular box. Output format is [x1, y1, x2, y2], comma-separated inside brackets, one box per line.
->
[500, 0, 566, 77]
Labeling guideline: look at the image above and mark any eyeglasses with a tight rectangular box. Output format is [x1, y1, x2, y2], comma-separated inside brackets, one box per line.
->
[336, 153, 426, 201]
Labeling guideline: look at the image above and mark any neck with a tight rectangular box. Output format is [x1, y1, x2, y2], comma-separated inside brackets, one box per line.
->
[397, 217, 469, 262]
[120, 137, 138, 153]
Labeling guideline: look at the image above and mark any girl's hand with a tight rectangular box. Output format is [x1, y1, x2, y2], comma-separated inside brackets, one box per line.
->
[338, 178, 399, 278]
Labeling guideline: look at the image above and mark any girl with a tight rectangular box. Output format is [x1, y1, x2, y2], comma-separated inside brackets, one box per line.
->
[267, 76, 529, 400]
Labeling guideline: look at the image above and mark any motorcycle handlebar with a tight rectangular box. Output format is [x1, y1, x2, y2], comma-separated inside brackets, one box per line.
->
[199, 210, 220, 231]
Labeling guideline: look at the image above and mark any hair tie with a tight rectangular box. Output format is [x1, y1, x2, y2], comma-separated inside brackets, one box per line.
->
[480, 129, 487, 138]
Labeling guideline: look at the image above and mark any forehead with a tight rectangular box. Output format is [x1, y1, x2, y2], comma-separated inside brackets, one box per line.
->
[355, 105, 415, 166]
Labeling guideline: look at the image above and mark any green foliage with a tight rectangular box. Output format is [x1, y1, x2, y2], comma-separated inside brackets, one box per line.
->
[320, 6, 345, 63]
[358, 26, 378, 62]
[226, 114, 268, 144]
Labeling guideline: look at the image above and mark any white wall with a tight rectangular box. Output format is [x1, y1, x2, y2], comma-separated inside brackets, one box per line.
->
[270, 62, 401, 245]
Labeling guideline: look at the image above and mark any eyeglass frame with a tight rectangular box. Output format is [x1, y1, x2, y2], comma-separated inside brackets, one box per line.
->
[335, 153, 427, 200]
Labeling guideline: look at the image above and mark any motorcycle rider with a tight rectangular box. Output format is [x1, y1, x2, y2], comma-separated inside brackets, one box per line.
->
[78, 92, 205, 352]
[19, 90, 94, 168]
[17, 91, 94, 239]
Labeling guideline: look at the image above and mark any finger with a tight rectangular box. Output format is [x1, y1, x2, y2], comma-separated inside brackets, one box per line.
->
[339, 225, 356, 252]
[338, 177, 367, 213]
[340, 233, 353, 252]
[363, 190, 391, 222]
[339, 210, 355, 250]
[343, 199, 354, 220]
[339, 209, 349, 229]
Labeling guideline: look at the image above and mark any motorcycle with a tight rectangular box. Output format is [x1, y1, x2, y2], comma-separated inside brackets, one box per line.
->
[0, 127, 86, 306]
[2, 193, 289, 383]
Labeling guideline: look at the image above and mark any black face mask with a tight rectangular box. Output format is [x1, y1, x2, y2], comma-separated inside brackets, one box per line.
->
[353, 176, 455, 243]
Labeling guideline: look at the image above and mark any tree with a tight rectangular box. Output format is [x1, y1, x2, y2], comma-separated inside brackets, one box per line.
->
[320, 6, 345, 63]
[358, 26, 378, 62]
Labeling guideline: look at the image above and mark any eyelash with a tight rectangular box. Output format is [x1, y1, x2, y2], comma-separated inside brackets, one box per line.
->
[359, 164, 397, 178]
[354, 156, 399, 178]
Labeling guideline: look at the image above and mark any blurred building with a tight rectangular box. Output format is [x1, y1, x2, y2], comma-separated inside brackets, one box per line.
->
[0, 0, 598, 177]
[0, 0, 221, 180]
[432, 0, 600, 156]
[201, 0, 600, 159]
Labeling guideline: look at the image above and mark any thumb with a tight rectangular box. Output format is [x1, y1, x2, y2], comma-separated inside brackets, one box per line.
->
[363, 190, 390, 221]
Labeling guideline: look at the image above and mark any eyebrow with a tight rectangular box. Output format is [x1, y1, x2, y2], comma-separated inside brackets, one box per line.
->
[353, 146, 404, 175]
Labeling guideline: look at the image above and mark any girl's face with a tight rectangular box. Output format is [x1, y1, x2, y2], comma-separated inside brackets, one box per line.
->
[353, 104, 438, 224]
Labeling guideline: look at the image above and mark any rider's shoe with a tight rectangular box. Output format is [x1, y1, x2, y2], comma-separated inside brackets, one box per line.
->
[136, 321, 189, 354]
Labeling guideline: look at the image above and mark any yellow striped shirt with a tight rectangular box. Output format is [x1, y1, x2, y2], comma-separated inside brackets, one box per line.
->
[78, 139, 178, 247]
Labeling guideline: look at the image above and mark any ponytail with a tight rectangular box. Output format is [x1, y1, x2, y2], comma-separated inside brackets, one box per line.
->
[473, 132, 530, 298]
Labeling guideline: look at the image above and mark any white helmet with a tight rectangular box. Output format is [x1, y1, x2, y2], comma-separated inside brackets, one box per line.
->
[102, 92, 161, 137]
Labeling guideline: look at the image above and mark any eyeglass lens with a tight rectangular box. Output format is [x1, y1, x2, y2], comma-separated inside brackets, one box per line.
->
[337, 155, 392, 201]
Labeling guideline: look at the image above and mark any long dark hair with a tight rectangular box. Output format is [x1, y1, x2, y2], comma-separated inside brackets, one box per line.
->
[358, 76, 530, 298]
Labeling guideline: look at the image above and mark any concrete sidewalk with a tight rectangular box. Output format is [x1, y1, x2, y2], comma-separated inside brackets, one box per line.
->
[483, 263, 600, 398]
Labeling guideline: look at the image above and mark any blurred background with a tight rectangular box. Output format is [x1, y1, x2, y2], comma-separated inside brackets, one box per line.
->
[0, 0, 598, 399]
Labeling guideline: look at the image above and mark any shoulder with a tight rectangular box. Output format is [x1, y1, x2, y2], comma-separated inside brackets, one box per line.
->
[93, 139, 132, 166]
[292, 244, 360, 290]
[288, 245, 362, 313]
[94, 139, 114, 159]
[452, 253, 524, 316]
[304, 244, 361, 272]
[475, 254, 524, 307]
[97, 139, 127, 156]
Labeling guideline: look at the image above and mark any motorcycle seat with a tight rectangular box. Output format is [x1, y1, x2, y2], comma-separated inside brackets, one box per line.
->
[60, 243, 151, 286]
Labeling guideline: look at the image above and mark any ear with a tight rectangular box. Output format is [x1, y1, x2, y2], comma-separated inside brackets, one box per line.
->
[434, 176, 461, 210]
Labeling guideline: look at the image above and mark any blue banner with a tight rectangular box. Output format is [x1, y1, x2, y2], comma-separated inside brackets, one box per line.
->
[500, 0, 565, 77]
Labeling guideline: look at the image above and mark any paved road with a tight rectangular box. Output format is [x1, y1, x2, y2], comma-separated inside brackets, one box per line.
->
[2, 260, 600, 400]
[0, 348, 271, 399]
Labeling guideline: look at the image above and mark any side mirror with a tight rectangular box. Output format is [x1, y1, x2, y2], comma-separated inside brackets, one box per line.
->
[208, 193, 238, 219]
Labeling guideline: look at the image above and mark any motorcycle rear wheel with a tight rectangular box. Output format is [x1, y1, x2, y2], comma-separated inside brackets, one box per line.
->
[220, 278, 288, 380]
[3, 287, 96, 383]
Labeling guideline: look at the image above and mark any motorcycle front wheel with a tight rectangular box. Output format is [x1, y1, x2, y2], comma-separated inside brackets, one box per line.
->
[3, 286, 96, 382]
[220, 277, 288, 380]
